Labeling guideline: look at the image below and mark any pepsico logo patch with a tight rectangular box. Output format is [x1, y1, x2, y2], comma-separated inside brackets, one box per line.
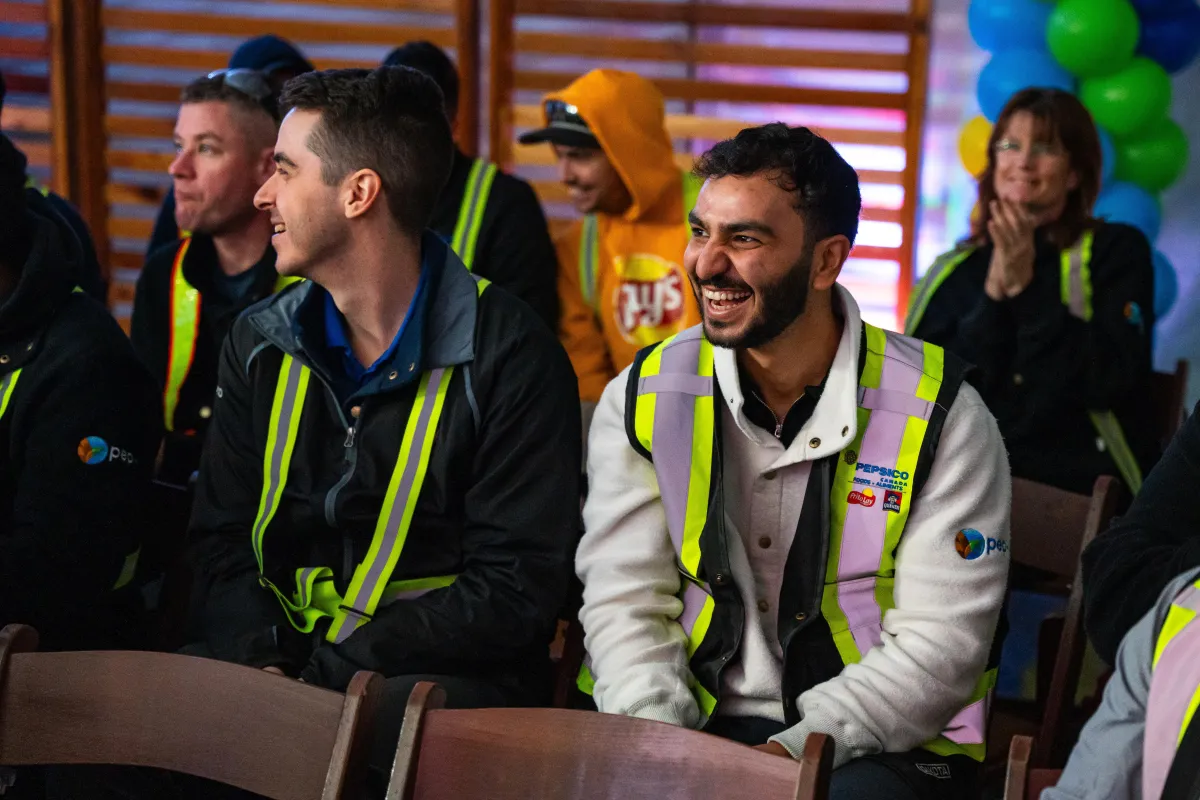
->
[77, 436, 109, 465]
[955, 529, 986, 560]
[848, 488, 876, 508]
[612, 253, 687, 345]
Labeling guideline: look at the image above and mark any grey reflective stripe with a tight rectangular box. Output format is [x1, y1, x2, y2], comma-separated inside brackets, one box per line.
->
[294, 566, 323, 608]
[638, 373, 713, 397]
[579, 215, 599, 311]
[858, 386, 934, 421]
[327, 367, 450, 644]
[649, 328, 706, 557]
[904, 247, 976, 333]
[251, 355, 307, 572]
[678, 579, 712, 632]
[1174, 586, 1200, 613]
[1064, 239, 1088, 320]
[451, 160, 497, 271]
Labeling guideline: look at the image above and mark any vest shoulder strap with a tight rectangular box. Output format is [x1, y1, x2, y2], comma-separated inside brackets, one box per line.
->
[903, 245, 977, 334]
[578, 215, 600, 312]
[623, 326, 710, 463]
[451, 159, 499, 272]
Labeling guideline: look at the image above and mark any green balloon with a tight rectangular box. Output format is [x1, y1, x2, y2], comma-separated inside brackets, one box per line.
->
[1047, 0, 1140, 78]
[1115, 119, 1189, 192]
[1081, 57, 1172, 137]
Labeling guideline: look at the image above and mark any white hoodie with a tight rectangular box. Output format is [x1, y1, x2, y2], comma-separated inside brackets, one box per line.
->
[576, 286, 1011, 767]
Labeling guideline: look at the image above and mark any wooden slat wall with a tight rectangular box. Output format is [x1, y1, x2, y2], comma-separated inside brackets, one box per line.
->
[100, 0, 479, 328]
[488, 0, 932, 330]
[0, 0, 60, 191]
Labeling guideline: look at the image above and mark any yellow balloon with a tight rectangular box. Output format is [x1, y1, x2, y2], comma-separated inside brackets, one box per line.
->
[958, 116, 993, 177]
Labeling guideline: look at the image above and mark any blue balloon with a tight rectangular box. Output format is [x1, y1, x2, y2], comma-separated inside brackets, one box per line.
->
[1098, 128, 1117, 186]
[968, 0, 1054, 53]
[1137, 5, 1200, 74]
[1096, 182, 1162, 241]
[1131, 0, 1193, 12]
[1153, 250, 1178, 318]
[977, 50, 1076, 122]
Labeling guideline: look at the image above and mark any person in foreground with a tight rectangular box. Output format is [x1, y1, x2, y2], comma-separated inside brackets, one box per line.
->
[906, 88, 1157, 496]
[1043, 565, 1200, 800]
[190, 66, 580, 779]
[576, 123, 1010, 799]
[383, 41, 558, 330]
[0, 133, 161, 651]
[132, 70, 285, 486]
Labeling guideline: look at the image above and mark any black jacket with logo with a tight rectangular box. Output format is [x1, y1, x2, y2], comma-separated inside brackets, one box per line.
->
[131, 235, 281, 484]
[0, 193, 161, 650]
[911, 222, 1159, 494]
[189, 238, 581, 696]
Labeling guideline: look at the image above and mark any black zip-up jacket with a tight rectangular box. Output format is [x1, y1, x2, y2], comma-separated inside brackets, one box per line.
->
[148, 150, 558, 331]
[0, 194, 161, 650]
[1083, 399, 1200, 665]
[189, 237, 581, 695]
[131, 235, 280, 485]
[911, 222, 1158, 494]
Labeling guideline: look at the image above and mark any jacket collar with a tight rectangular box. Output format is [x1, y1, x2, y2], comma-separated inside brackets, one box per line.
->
[246, 232, 478, 379]
[712, 284, 861, 467]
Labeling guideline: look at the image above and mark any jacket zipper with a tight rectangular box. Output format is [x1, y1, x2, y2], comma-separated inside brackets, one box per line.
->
[751, 387, 785, 440]
[307, 377, 359, 583]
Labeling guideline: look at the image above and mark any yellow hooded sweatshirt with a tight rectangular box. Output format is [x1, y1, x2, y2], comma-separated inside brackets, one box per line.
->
[547, 70, 702, 403]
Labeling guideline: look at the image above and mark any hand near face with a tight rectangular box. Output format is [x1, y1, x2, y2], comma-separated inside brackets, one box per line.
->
[985, 199, 1036, 300]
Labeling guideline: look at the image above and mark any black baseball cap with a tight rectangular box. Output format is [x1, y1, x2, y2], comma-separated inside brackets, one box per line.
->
[518, 99, 600, 149]
[228, 35, 314, 78]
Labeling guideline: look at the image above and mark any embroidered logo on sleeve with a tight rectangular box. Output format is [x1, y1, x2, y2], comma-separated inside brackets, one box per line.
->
[883, 490, 903, 513]
[78, 436, 137, 466]
[955, 528, 1007, 560]
[915, 763, 951, 779]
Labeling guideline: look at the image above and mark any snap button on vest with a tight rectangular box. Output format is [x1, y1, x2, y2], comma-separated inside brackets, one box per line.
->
[794, 612, 807, 622]
[758, 536, 771, 549]
[713, 573, 728, 586]
[809, 437, 821, 448]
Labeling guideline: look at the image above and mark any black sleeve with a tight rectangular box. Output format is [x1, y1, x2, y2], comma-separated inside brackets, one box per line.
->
[43, 192, 107, 303]
[130, 251, 171, 390]
[187, 327, 293, 670]
[0, 329, 161, 628]
[1083, 400, 1200, 664]
[146, 188, 179, 262]
[474, 176, 560, 332]
[1008, 224, 1155, 412]
[911, 251, 1016, 396]
[300, 305, 582, 688]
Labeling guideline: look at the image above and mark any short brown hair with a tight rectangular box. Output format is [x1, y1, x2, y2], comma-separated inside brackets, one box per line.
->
[971, 88, 1102, 250]
[278, 66, 453, 234]
[180, 73, 279, 123]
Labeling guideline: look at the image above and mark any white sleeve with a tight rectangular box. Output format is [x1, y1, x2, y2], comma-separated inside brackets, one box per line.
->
[575, 365, 700, 728]
[771, 383, 1011, 766]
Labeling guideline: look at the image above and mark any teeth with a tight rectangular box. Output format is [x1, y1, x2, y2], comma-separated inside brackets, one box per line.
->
[702, 287, 751, 302]
[273, 224, 286, 233]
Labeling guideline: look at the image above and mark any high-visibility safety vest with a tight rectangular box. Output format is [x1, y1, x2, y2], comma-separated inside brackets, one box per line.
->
[1145, 578, 1200, 798]
[0, 322, 139, 592]
[450, 159, 498, 271]
[579, 323, 996, 761]
[577, 170, 704, 312]
[164, 237, 301, 433]
[904, 230, 1144, 494]
[250, 277, 491, 644]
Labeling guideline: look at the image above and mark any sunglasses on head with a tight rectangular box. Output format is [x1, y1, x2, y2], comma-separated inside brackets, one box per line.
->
[544, 99, 590, 131]
[207, 68, 280, 119]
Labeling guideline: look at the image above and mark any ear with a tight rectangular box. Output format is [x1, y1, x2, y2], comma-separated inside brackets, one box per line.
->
[342, 169, 384, 220]
[1066, 169, 1080, 192]
[254, 147, 275, 185]
[811, 234, 851, 292]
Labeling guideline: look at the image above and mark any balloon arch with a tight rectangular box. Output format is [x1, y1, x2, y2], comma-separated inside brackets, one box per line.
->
[959, 0, 1199, 320]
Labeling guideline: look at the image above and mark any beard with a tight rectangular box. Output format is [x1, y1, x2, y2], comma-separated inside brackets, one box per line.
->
[694, 249, 813, 350]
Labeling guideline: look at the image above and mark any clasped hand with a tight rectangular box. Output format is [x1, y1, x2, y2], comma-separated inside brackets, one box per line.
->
[985, 199, 1036, 301]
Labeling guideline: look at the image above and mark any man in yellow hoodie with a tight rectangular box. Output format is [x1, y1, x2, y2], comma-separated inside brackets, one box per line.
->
[519, 70, 702, 405]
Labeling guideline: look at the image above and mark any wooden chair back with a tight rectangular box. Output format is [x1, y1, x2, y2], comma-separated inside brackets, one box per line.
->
[1003, 736, 1062, 800]
[550, 616, 585, 708]
[1151, 360, 1189, 448]
[0, 624, 382, 800]
[388, 682, 833, 800]
[1005, 476, 1123, 767]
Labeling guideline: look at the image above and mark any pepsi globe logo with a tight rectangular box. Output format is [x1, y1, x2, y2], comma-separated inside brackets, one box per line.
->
[955, 529, 1007, 560]
[77, 436, 108, 465]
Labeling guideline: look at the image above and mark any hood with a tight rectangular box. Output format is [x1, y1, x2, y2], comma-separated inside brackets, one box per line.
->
[545, 70, 680, 223]
[0, 190, 84, 339]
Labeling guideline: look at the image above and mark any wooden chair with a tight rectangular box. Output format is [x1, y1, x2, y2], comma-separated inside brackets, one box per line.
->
[1003, 736, 1062, 800]
[387, 681, 834, 800]
[0, 624, 382, 800]
[1151, 360, 1190, 448]
[550, 616, 586, 709]
[988, 476, 1124, 769]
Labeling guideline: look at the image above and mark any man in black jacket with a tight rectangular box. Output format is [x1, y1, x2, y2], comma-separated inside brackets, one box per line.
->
[192, 66, 579, 775]
[0, 133, 161, 651]
[132, 70, 282, 486]
[383, 41, 558, 330]
[1083, 402, 1200, 665]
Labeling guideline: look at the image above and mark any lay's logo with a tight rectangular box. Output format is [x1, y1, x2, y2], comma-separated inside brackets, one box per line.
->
[848, 488, 876, 508]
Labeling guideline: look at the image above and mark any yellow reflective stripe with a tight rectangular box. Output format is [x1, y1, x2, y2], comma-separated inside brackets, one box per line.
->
[1180, 684, 1200, 747]
[274, 275, 303, 292]
[823, 404, 873, 666]
[379, 574, 458, 604]
[1088, 410, 1144, 494]
[577, 663, 596, 694]
[861, 324, 886, 389]
[112, 548, 140, 590]
[251, 354, 310, 574]
[164, 239, 197, 433]
[327, 366, 456, 643]
[452, 159, 485, 259]
[904, 247, 976, 333]
[917, 340, 944, 403]
[0, 369, 22, 419]
[451, 160, 498, 271]
[475, 275, 491, 295]
[695, 682, 717, 717]
[1154, 602, 1197, 667]
[578, 215, 599, 311]
[1079, 231, 1094, 321]
[920, 668, 997, 762]
[687, 593, 716, 657]
[633, 338, 667, 452]
[680, 341, 714, 577]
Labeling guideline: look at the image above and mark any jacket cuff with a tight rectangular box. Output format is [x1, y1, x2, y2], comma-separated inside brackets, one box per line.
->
[768, 704, 877, 770]
[299, 644, 362, 691]
[623, 695, 701, 729]
[210, 626, 294, 673]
